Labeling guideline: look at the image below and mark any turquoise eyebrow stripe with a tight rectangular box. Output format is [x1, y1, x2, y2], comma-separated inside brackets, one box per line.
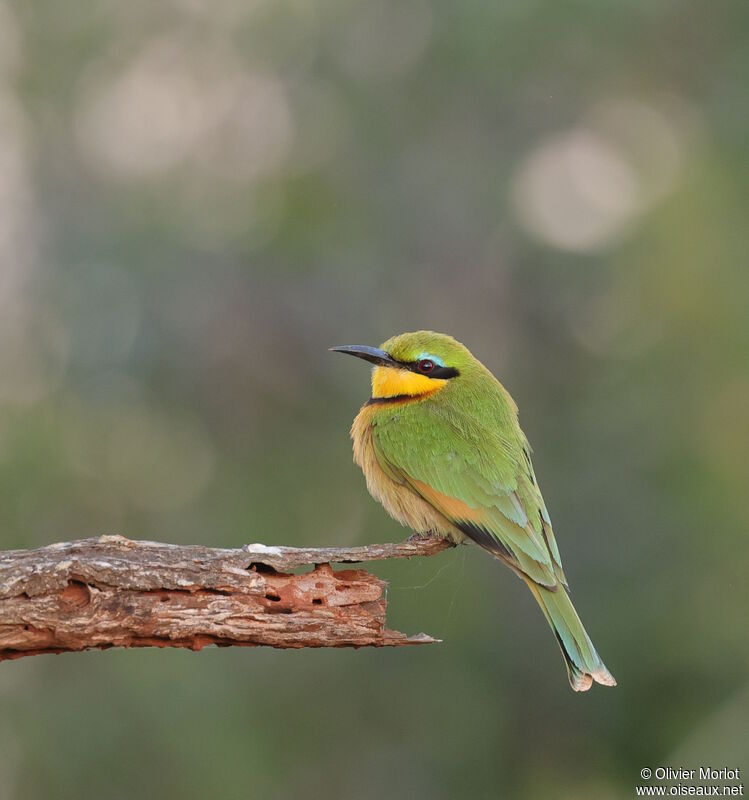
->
[416, 353, 445, 366]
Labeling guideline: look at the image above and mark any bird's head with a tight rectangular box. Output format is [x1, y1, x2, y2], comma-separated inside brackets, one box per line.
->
[331, 331, 477, 403]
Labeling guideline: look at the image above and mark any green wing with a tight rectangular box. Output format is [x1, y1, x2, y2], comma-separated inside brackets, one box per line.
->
[371, 402, 567, 589]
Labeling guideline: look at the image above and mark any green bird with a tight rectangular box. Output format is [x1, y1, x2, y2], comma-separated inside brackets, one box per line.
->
[331, 331, 615, 691]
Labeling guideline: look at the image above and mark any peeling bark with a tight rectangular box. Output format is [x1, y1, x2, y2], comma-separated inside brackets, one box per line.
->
[0, 534, 455, 662]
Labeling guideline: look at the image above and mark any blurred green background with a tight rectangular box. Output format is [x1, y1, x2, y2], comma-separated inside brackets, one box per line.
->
[1, 0, 748, 797]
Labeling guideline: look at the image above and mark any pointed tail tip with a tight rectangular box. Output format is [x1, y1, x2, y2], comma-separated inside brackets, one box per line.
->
[569, 664, 617, 691]
[570, 672, 593, 692]
[594, 666, 617, 687]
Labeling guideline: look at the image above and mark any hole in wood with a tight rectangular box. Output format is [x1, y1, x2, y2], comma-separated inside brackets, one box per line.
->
[249, 562, 277, 574]
[61, 580, 91, 607]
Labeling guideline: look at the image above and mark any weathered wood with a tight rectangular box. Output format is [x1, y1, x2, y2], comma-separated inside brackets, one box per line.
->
[0, 534, 455, 662]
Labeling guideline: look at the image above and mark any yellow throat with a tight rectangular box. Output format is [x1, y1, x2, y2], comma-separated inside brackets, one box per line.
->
[371, 366, 447, 400]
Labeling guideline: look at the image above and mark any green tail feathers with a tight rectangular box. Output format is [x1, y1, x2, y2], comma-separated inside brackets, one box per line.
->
[525, 579, 616, 691]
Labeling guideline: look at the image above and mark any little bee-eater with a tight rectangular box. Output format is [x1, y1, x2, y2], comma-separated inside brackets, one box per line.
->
[331, 331, 615, 691]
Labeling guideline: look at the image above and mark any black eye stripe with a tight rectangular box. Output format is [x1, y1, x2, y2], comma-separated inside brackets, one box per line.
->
[428, 364, 460, 379]
[401, 360, 460, 379]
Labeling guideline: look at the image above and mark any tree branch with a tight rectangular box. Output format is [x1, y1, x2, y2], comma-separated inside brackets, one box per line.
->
[0, 534, 455, 662]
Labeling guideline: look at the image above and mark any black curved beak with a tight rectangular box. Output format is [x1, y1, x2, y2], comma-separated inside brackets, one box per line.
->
[329, 345, 400, 368]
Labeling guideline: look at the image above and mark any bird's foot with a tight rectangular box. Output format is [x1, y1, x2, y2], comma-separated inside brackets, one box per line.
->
[406, 530, 442, 543]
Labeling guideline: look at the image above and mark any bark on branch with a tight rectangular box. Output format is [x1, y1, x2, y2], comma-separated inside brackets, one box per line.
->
[0, 534, 455, 662]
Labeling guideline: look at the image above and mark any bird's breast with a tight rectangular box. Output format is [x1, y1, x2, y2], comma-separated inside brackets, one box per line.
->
[350, 404, 460, 539]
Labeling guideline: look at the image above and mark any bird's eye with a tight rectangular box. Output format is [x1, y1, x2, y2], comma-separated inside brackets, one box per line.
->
[417, 359, 434, 373]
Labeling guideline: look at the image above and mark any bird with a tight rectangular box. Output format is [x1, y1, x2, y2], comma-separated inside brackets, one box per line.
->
[331, 330, 615, 691]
